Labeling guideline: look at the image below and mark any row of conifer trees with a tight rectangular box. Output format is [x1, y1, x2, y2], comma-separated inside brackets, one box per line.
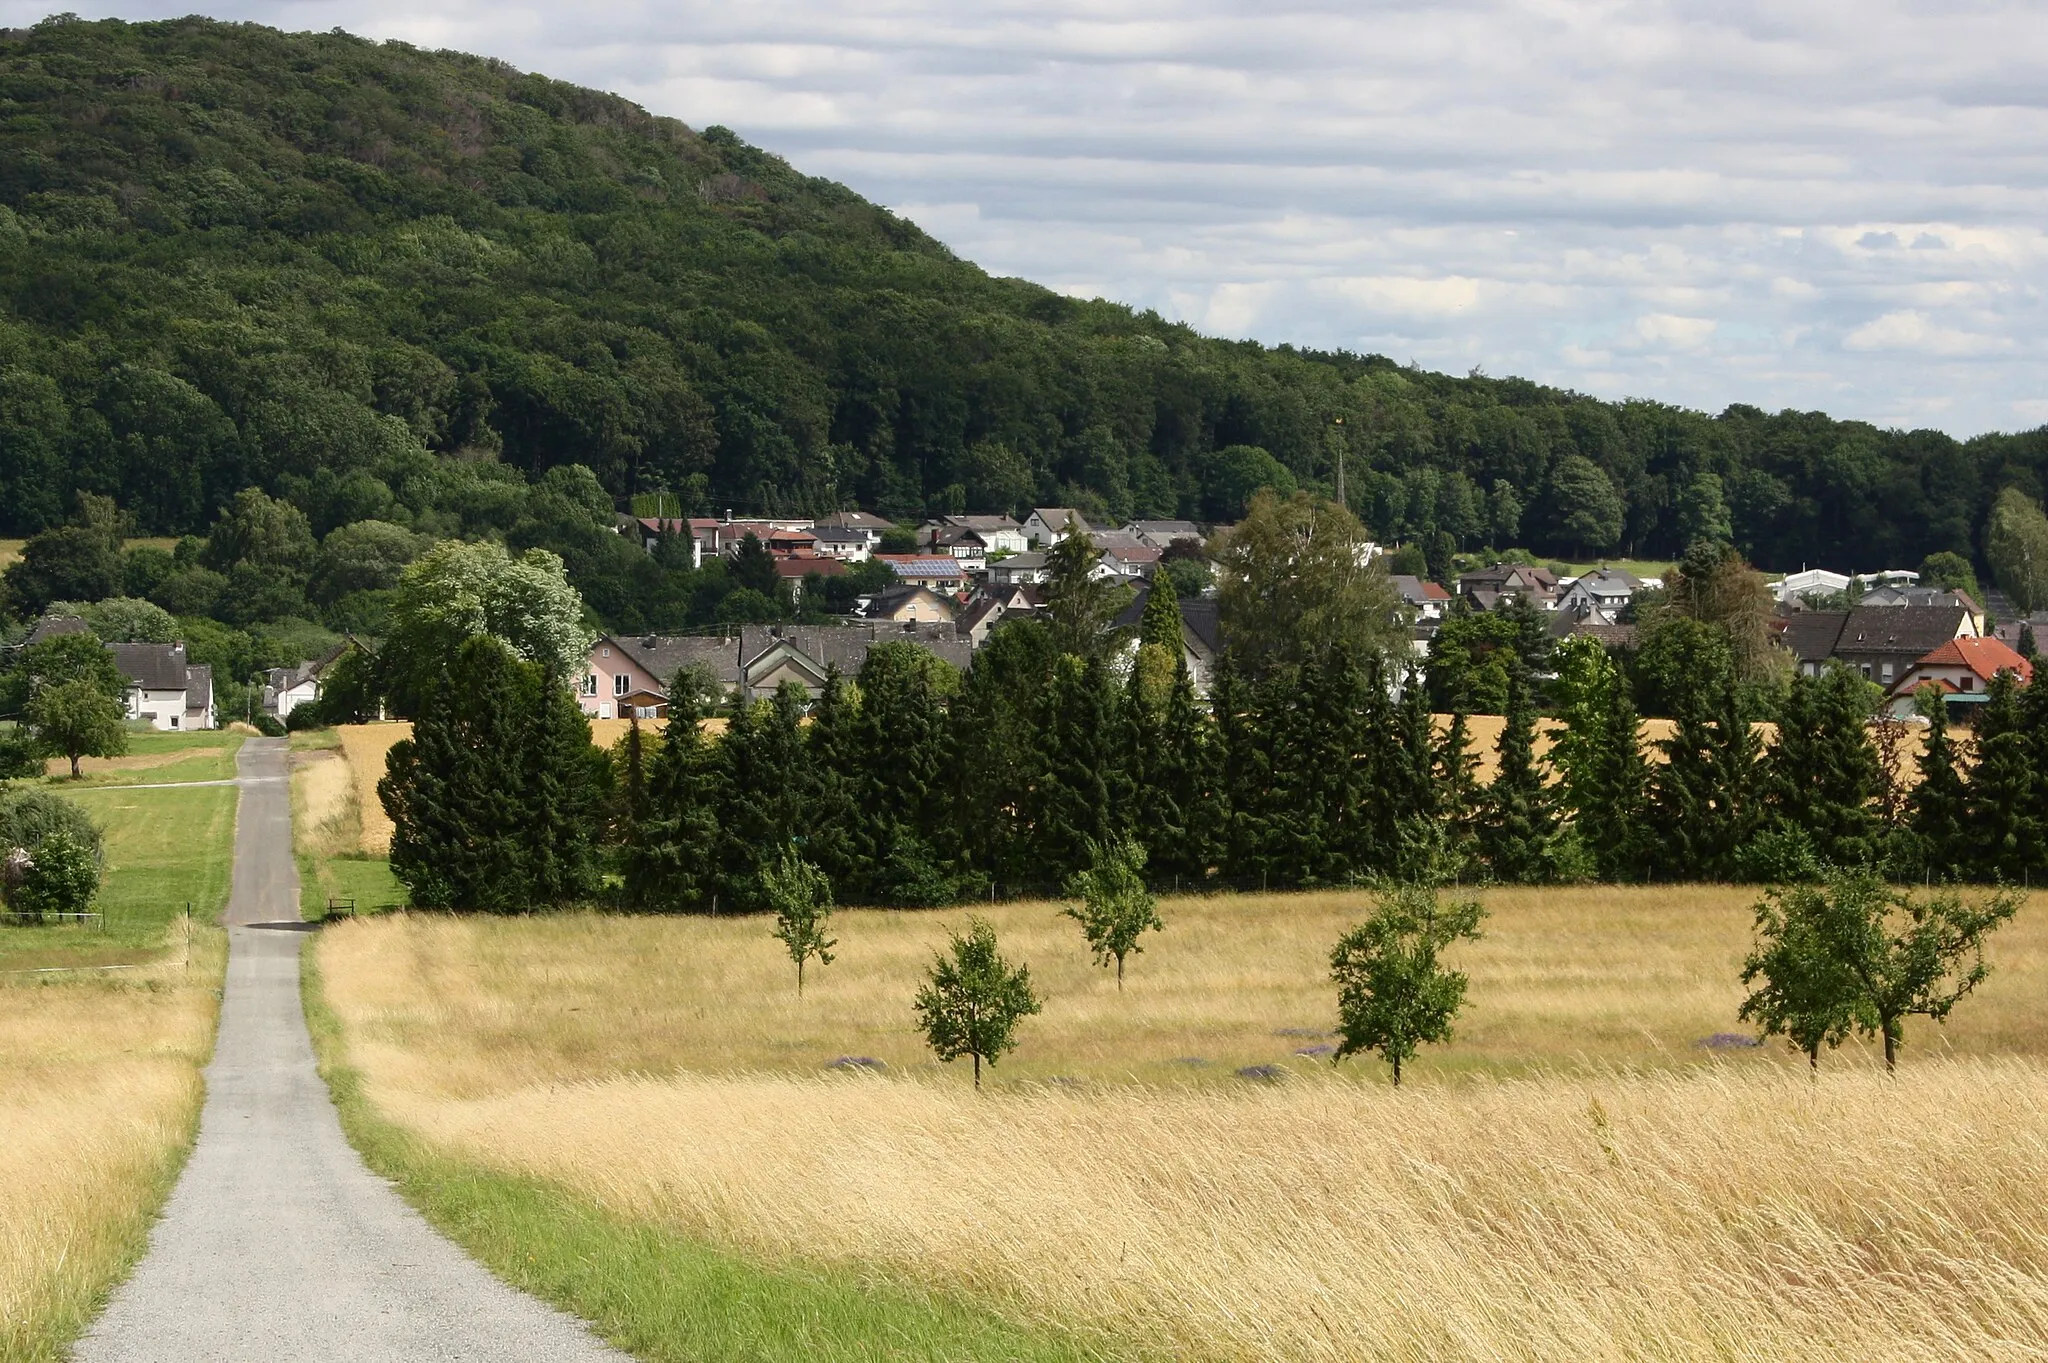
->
[611, 633, 2034, 914]
[380, 615, 2038, 913]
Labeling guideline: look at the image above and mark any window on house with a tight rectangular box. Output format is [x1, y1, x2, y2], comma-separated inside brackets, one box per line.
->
[1860, 664, 1872, 679]
[1963, 676, 1976, 691]
[614, 673, 630, 697]
[581, 674, 598, 696]
[1881, 662, 1894, 681]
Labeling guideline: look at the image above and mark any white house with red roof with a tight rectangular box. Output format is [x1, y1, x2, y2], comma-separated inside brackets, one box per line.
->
[1885, 635, 2033, 718]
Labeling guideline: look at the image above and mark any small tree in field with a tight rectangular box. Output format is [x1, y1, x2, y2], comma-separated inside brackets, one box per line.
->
[1750, 873, 2019, 1072]
[28, 679, 127, 778]
[913, 917, 1041, 1089]
[1062, 837, 1163, 990]
[763, 847, 835, 997]
[1739, 884, 1867, 1069]
[1330, 884, 1485, 1086]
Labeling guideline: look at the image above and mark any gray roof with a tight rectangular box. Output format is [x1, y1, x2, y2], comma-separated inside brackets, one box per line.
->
[739, 623, 974, 679]
[109, 642, 191, 691]
[26, 615, 90, 646]
[1783, 610, 1848, 664]
[610, 634, 744, 690]
[810, 526, 871, 544]
[1834, 605, 1970, 659]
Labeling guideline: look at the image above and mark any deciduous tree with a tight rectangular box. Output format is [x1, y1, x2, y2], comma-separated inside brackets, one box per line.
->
[1062, 838, 1163, 989]
[1331, 884, 1486, 1086]
[913, 917, 1041, 1088]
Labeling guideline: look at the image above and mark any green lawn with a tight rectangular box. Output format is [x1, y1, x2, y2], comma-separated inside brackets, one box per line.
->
[302, 958, 1115, 1363]
[42, 730, 246, 788]
[0, 783, 238, 971]
[300, 853, 409, 921]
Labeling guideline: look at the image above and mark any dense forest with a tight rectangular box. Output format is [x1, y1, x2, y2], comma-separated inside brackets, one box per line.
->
[0, 14, 2043, 573]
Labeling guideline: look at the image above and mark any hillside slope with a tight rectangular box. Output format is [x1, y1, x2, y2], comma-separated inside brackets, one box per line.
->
[0, 14, 2041, 570]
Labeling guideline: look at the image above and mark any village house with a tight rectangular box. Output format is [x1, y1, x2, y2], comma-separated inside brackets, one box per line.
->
[987, 551, 1050, 585]
[814, 510, 895, 547]
[108, 642, 214, 731]
[260, 651, 343, 722]
[772, 555, 849, 603]
[1785, 604, 1977, 688]
[1454, 563, 1561, 611]
[861, 583, 957, 625]
[1024, 508, 1090, 547]
[1389, 575, 1451, 622]
[808, 526, 873, 561]
[874, 554, 969, 592]
[738, 623, 975, 701]
[1122, 519, 1204, 550]
[1555, 567, 1646, 616]
[578, 634, 741, 719]
[923, 514, 1028, 556]
[1885, 636, 2032, 718]
[955, 584, 1042, 646]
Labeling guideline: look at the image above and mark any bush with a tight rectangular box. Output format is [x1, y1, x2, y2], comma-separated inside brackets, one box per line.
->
[11, 828, 100, 920]
[0, 787, 104, 863]
[0, 725, 43, 780]
[252, 713, 287, 737]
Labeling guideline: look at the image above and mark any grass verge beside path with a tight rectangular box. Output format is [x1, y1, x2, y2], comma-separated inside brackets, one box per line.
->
[301, 950, 1119, 1363]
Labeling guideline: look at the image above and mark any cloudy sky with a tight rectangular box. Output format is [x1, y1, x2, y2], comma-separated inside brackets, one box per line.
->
[13, 2, 2048, 436]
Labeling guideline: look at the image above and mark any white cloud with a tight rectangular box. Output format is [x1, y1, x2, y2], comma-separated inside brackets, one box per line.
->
[16, 0, 2048, 434]
[1633, 314, 1718, 349]
[1843, 310, 2012, 356]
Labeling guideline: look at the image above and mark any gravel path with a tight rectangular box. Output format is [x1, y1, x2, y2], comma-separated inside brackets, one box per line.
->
[73, 738, 631, 1362]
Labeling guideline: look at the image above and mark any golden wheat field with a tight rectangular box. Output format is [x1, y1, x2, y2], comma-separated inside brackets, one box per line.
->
[0, 947, 222, 1357]
[319, 887, 2048, 1361]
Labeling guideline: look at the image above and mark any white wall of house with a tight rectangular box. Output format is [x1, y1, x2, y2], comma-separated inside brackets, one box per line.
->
[579, 640, 665, 719]
[275, 681, 319, 719]
[127, 687, 190, 731]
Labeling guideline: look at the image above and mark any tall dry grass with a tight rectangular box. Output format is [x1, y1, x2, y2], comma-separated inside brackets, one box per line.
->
[320, 888, 2048, 1359]
[0, 950, 221, 1358]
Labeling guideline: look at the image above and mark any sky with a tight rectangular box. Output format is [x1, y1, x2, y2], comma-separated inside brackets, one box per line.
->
[10, 1, 2048, 437]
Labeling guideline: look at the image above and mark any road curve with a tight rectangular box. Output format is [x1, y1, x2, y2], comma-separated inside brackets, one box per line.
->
[73, 738, 630, 1362]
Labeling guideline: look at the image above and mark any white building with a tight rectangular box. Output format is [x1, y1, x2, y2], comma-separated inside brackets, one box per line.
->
[108, 643, 214, 731]
[1024, 508, 1091, 547]
[1772, 568, 1852, 604]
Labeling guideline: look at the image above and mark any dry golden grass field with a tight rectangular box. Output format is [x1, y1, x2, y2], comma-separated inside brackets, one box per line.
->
[319, 886, 2048, 1361]
[0, 780, 232, 1359]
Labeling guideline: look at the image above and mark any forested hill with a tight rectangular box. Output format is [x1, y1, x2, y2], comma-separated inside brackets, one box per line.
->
[0, 14, 2043, 571]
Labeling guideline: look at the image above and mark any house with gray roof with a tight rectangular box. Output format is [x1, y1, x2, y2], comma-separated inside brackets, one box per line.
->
[108, 642, 213, 731]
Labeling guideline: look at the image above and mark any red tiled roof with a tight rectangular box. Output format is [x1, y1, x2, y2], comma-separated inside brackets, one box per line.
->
[1914, 635, 2032, 684]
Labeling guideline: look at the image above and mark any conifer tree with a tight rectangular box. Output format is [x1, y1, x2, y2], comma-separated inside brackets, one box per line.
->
[1969, 669, 2034, 879]
[1907, 686, 1970, 881]
[1478, 664, 1556, 882]
[382, 636, 534, 911]
[1139, 572, 1183, 652]
[1387, 683, 1448, 881]
[950, 621, 1057, 890]
[801, 667, 862, 893]
[626, 674, 720, 911]
[1433, 709, 1483, 879]
[847, 642, 961, 904]
[1150, 655, 1222, 886]
[519, 666, 610, 906]
[1213, 656, 1270, 884]
[1649, 664, 1757, 881]
[1550, 636, 1649, 880]
[1763, 667, 1879, 869]
[713, 682, 812, 909]
[1029, 653, 1117, 886]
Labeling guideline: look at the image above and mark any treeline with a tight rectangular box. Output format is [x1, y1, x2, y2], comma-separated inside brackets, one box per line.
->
[381, 590, 2031, 915]
[1, 16, 2046, 576]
